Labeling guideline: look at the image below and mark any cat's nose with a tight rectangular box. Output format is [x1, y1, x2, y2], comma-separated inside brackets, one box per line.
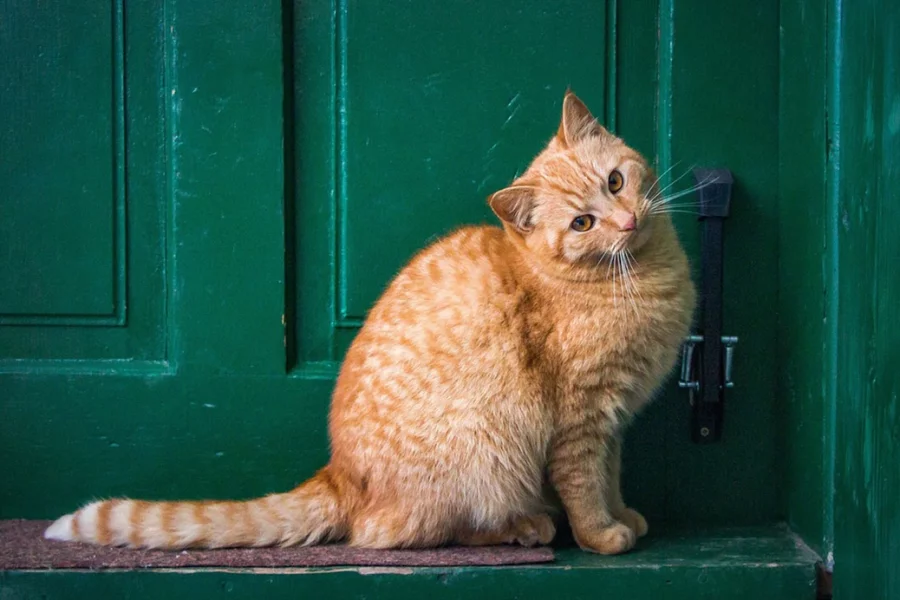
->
[614, 211, 637, 232]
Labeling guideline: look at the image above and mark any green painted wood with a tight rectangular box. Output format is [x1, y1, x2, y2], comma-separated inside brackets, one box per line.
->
[0, 2, 118, 317]
[0, 375, 332, 519]
[0, 0, 167, 362]
[0, 564, 813, 600]
[169, 0, 287, 374]
[288, 0, 339, 365]
[660, 0, 781, 525]
[0, 527, 818, 600]
[338, 0, 609, 319]
[777, 0, 832, 557]
[831, 0, 900, 596]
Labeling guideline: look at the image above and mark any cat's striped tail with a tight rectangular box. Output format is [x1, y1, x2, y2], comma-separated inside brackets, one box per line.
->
[43, 467, 348, 549]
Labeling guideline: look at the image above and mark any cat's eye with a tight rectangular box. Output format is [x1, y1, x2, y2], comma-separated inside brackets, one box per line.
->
[608, 169, 624, 193]
[570, 215, 595, 232]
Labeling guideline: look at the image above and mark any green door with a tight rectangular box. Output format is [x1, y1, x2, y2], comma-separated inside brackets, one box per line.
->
[2, 0, 782, 534]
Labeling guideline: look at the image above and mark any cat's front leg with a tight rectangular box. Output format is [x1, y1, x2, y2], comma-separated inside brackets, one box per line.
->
[606, 435, 648, 537]
[548, 394, 636, 555]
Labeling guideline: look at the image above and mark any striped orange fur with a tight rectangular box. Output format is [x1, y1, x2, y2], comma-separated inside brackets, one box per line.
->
[46, 92, 695, 555]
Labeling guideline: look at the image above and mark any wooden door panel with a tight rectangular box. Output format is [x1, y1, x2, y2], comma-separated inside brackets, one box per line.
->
[1, 3, 118, 317]
[339, 0, 609, 318]
[0, 1, 167, 361]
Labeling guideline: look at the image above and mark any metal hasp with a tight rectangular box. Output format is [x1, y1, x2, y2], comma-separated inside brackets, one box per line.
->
[682, 168, 737, 443]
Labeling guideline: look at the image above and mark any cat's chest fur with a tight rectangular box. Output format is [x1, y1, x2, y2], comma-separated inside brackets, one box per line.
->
[525, 257, 695, 400]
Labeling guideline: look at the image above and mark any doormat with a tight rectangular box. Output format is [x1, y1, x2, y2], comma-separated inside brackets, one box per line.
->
[0, 520, 554, 570]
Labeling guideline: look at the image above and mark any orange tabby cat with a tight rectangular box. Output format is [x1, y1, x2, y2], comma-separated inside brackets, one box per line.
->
[45, 92, 695, 555]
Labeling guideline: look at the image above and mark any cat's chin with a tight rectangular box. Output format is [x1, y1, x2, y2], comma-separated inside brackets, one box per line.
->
[613, 226, 654, 257]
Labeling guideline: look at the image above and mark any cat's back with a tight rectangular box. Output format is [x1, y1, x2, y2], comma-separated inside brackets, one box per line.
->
[366, 225, 519, 330]
[398, 225, 514, 297]
[332, 225, 527, 410]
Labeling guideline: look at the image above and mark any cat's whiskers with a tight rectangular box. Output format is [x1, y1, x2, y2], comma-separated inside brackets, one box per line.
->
[619, 253, 633, 317]
[622, 250, 643, 318]
[646, 201, 704, 216]
[645, 175, 719, 217]
[641, 165, 695, 214]
[644, 163, 696, 207]
[644, 167, 679, 206]
[641, 161, 682, 212]
[653, 161, 680, 187]
[605, 237, 641, 318]
[618, 253, 634, 322]
[604, 250, 616, 304]
[612, 250, 618, 308]
[647, 209, 704, 217]
[625, 249, 640, 287]
[658, 179, 717, 205]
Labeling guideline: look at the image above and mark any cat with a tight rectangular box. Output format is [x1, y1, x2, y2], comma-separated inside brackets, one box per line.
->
[44, 92, 696, 555]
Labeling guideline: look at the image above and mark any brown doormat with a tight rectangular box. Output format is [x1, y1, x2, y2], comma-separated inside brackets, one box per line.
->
[0, 520, 554, 570]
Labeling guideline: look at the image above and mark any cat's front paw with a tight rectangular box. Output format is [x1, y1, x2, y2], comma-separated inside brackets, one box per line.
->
[572, 522, 636, 555]
[615, 507, 648, 538]
[511, 513, 557, 547]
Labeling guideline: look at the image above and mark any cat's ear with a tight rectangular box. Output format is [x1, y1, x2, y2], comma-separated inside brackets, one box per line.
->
[489, 186, 535, 233]
[557, 91, 607, 147]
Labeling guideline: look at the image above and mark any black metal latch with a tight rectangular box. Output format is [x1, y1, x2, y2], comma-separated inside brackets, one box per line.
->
[678, 168, 737, 443]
